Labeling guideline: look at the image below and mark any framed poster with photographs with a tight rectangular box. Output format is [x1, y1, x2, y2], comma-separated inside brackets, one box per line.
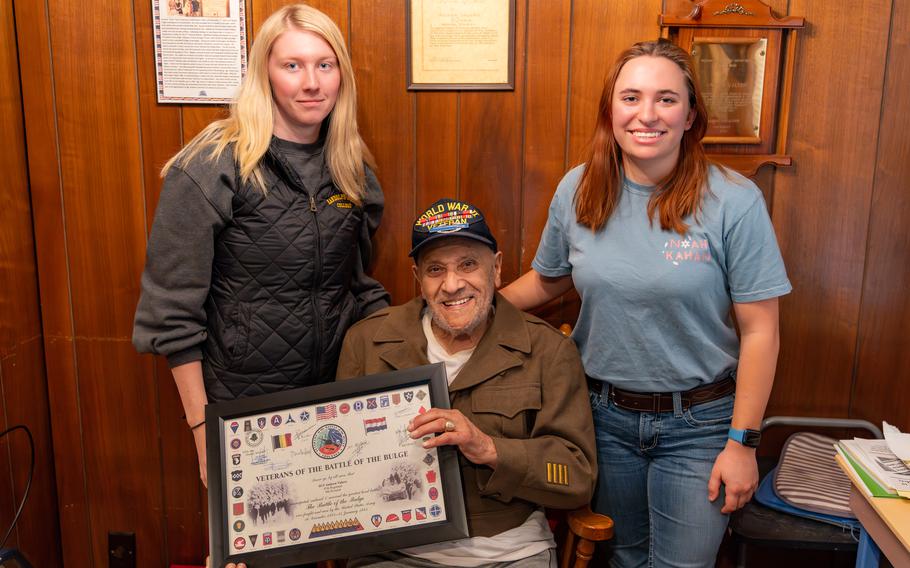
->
[205, 364, 468, 567]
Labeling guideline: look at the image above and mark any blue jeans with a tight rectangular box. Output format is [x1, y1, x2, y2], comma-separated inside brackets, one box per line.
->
[589, 387, 734, 568]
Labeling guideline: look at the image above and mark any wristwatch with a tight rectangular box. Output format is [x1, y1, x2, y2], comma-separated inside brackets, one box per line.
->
[728, 427, 762, 448]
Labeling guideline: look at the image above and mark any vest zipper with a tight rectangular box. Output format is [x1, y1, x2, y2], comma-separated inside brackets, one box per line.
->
[273, 147, 325, 383]
[309, 193, 323, 381]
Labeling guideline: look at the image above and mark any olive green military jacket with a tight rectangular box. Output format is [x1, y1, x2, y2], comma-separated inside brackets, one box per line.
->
[336, 293, 596, 538]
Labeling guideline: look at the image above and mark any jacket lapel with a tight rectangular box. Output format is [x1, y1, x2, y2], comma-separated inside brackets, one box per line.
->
[448, 294, 531, 393]
[374, 297, 431, 370]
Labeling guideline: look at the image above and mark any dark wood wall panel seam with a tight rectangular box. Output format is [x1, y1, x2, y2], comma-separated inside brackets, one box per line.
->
[128, 0, 150, 237]
[517, 0, 529, 277]
[455, 94, 461, 201]
[563, 0, 575, 173]
[560, 0, 576, 319]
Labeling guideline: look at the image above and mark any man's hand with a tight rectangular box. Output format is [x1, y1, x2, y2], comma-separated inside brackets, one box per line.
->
[708, 440, 758, 513]
[208, 557, 244, 568]
[408, 409, 498, 467]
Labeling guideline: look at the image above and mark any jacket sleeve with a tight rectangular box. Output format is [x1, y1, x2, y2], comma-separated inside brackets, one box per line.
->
[476, 335, 597, 509]
[350, 167, 391, 318]
[132, 165, 232, 368]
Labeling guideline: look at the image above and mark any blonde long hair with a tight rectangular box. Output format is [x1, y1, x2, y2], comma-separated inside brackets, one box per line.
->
[162, 3, 375, 203]
[574, 39, 710, 235]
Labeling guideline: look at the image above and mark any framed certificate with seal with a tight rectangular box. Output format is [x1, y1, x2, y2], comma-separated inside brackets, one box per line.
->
[205, 364, 468, 567]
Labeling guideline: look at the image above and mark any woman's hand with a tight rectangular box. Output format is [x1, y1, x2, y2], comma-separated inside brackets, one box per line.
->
[707, 440, 758, 513]
[708, 298, 779, 513]
[408, 409, 498, 468]
[171, 361, 209, 487]
[192, 424, 208, 487]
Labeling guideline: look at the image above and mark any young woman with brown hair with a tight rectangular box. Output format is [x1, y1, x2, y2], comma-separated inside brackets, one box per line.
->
[502, 39, 791, 567]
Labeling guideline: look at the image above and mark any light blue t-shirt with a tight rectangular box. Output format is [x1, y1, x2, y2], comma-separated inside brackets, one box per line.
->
[532, 165, 792, 392]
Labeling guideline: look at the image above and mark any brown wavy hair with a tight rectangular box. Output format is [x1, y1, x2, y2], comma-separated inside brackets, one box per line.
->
[574, 39, 710, 235]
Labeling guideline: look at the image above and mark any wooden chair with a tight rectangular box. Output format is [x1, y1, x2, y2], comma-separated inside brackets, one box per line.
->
[553, 505, 614, 567]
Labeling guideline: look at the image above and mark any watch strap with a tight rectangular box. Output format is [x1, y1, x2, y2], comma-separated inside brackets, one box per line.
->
[728, 427, 761, 448]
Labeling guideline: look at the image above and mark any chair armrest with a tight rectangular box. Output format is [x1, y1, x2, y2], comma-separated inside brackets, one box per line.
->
[567, 506, 614, 542]
[760, 416, 883, 439]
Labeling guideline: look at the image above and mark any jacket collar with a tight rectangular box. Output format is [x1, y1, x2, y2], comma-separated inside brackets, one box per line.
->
[263, 137, 332, 196]
[371, 292, 531, 392]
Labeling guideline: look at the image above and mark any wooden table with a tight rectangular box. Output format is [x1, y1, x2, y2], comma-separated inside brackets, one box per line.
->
[835, 454, 910, 567]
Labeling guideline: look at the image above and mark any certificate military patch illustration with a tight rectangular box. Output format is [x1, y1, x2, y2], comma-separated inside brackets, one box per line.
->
[206, 364, 468, 567]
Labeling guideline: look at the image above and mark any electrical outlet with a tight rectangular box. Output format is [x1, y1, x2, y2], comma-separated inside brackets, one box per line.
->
[108, 532, 136, 568]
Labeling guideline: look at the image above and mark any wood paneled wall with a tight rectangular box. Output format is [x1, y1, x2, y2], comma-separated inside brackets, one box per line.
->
[4, 0, 908, 565]
[0, 1, 61, 565]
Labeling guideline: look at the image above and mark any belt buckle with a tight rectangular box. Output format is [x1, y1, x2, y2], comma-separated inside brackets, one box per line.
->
[652, 393, 661, 413]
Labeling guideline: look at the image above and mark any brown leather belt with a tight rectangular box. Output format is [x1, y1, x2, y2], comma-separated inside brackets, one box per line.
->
[587, 375, 735, 413]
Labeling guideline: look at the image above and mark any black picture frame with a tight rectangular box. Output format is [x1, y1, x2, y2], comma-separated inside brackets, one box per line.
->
[206, 364, 468, 567]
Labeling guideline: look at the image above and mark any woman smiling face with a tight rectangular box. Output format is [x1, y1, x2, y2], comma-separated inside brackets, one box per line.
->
[268, 29, 341, 143]
[611, 55, 696, 185]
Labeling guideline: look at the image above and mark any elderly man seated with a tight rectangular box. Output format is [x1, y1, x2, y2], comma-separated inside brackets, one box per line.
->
[222, 200, 595, 568]
[338, 199, 596, 568]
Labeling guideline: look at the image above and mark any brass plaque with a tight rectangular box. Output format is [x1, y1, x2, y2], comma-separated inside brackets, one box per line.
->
[692, 38, 767, 144]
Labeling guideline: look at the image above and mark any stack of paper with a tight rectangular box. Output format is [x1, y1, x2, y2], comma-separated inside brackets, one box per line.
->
[835, 436, 910, 499]
[884, 421, 910, 466]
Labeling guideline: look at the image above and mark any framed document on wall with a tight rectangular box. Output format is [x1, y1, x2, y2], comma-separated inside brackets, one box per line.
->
[661, 0, 805, 176]
[691, 36, 769, 145]
[151, 0, 248, 103]
[205, 364, 468, 567]
[407, 0, 515, 90]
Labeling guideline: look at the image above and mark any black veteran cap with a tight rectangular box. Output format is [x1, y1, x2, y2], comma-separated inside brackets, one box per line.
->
[409, 198, 498, 258]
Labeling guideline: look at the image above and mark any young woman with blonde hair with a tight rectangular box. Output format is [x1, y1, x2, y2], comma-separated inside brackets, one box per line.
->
[502, 39, 791, 567]
[134, 3, 389, 488]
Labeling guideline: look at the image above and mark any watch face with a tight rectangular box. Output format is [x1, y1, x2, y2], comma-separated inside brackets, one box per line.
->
[743, 430, 762, 448]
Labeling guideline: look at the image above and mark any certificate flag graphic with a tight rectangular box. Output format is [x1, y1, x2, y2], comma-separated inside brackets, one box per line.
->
[317, 404, 337, 419]
[272, 433, 293, 449]
[364, 417, 388, 433]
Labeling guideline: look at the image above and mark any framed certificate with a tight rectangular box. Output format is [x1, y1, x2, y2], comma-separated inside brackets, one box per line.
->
[407, 0, 515, 90]
[205, 364, 468, 567]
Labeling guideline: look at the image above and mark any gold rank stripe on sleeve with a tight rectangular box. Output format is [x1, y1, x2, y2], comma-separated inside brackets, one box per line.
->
[546, 462, 569, 486]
